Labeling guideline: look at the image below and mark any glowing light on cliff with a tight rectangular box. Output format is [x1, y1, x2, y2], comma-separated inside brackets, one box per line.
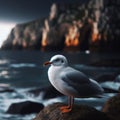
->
[0, 22, 15, 48]
[65, 25, 80, 47]
[41, 20, 49, 47]
[91, 22, 99, 42]
[41, 28, 48, 47]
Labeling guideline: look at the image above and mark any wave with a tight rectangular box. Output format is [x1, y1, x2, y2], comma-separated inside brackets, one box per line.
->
[0, 59, 9, 65]
[100, 81, 120, 91]
[9, 63, 36, 68]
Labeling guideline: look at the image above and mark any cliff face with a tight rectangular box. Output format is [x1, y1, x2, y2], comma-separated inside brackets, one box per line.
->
[1, 0, 120, 52]
[2, 19, 44, 50]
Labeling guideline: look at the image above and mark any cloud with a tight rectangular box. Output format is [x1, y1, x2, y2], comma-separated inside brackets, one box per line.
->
[0, 22, 15, 47]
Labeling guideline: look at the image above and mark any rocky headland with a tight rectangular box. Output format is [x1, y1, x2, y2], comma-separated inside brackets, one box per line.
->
[1, 0, 120, 52]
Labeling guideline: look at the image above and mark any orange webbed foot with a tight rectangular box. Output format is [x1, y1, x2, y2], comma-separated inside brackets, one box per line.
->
[61, 108, 72, 113]
[60, 106, 72, 113]
[60, 106, 70, 110]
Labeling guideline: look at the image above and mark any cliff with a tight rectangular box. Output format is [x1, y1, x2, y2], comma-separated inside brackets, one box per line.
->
[1, 18, 44, 50]
[1, 0, 120, 52]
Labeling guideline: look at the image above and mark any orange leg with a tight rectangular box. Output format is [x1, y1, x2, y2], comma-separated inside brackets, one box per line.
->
[60, 96, 74, 113]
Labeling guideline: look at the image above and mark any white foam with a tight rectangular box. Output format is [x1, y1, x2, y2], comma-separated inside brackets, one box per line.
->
[10, 63, 36, 68]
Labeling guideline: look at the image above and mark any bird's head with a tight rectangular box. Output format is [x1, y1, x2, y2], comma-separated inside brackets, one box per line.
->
[44, 55, 68, 67]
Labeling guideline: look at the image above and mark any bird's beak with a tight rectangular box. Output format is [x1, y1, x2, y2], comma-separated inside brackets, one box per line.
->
[43, 61, 52, 66]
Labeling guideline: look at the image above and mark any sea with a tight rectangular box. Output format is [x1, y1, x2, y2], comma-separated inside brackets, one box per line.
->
[0, 50, 120, 120]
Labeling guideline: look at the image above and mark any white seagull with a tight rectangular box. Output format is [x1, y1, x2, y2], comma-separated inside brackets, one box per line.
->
[44, 55, 104, 113]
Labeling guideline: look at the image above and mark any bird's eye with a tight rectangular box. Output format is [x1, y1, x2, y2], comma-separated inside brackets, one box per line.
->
[61, 60, 64, 63]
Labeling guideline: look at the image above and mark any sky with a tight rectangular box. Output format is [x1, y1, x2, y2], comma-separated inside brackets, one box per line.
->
[0, 0, 83, 47]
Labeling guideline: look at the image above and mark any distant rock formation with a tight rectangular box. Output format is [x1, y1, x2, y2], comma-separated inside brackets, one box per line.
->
[2, 19, 44, 50]
[1, 0, 120, 52]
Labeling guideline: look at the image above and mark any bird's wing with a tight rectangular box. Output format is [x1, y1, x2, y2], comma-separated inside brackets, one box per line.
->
[60, 67, 103, 97]
[60, 67, 90, 85]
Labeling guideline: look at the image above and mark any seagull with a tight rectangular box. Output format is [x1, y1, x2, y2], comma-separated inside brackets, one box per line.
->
[44, 55, 104, 113]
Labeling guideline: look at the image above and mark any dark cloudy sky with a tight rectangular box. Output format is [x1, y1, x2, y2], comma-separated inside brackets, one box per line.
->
[0, 0, 82, 24]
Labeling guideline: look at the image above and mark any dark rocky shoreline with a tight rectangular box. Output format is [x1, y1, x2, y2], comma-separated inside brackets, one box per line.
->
[3, 73, 120, 119]
[1, 60, 120, 118]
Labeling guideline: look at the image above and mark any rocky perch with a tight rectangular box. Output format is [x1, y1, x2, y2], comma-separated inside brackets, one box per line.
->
[33, 103, 110, 120]
[102, 94, 120, 120]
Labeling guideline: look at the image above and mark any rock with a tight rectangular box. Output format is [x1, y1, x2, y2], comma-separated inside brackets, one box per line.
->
[0, 85, 15, 93]
[28, 86, 63, 99]
[102, 94, 120, 120]
[6, 101, 44, 115]
[102, 87, 119, 93]
[96, 73, 117, 83]
[115, 75, 120, 82]
[90, 59, 120, 67]
[0, 88, 14, 93]
[2, 19, 44, 50]
[33, 103, 110, 120]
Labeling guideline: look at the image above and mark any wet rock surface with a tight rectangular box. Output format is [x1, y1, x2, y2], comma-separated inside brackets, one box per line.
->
[115, 75, 120, 82]
[96, 73, 117, 83]
[6, 101, 44, 115]
[102, 94, 120, 120]
[0, 85, 15, 93]
[102, 87, 119, 93]
[33, 103, 110, 120]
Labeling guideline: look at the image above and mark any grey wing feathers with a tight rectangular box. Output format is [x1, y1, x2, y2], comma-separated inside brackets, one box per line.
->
[60, 67, 103, 97]
[61, 67, 90, 84]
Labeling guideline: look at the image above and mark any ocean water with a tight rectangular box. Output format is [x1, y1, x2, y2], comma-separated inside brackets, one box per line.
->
[0, 50, 120, 120]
